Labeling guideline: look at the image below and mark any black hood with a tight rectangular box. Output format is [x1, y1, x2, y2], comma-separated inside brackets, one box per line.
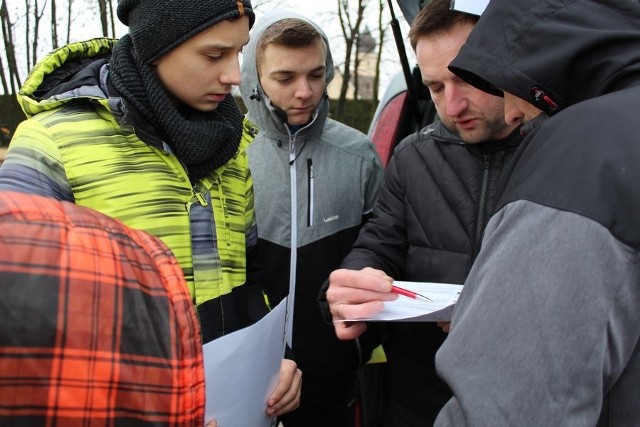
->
[449, 0, 640, 115]
[397, 0, 427, 24]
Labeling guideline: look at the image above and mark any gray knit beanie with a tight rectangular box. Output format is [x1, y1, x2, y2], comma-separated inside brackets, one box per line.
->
[117, 0, 255, 64]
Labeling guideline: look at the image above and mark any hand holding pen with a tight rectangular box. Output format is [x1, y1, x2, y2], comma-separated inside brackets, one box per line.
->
[326, 267, 396, 340]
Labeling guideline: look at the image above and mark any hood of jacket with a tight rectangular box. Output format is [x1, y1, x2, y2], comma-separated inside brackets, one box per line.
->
[239, 10, 334, 139]
[448, 0, 640, 115]
[17, 38, 117, 119]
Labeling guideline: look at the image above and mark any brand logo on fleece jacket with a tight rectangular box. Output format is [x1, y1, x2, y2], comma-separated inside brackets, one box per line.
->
[323, 215, 339, 223]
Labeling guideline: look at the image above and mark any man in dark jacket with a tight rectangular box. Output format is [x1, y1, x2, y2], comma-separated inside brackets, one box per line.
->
[431, 0, 640, 425]
[321, 1, 522, 425]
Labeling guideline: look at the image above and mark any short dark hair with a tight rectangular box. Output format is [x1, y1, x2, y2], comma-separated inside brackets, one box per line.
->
[408, 0, 479, 51]
[256, 18, 327, 72]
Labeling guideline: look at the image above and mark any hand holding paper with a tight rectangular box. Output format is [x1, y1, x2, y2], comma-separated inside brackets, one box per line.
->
[202, 299, 288, 427]
[266, 359, 302, 417]
[348, 281, 463, 322]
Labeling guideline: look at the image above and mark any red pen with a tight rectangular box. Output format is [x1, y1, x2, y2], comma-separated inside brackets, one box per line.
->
[391, 284, 433, 302]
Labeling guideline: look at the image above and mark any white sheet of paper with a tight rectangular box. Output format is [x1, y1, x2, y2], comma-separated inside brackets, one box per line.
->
[347, 281, 463, 322]
[202, 298, 287, 427]
[450, 0, 490, 16]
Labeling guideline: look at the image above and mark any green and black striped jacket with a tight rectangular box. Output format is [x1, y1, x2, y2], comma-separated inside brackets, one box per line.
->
[0, 38, 268, 342]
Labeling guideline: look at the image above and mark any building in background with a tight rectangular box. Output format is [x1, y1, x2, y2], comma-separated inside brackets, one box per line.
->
[327, 27, 377, 100]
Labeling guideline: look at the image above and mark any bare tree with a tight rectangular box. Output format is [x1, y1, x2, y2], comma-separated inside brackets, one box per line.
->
[336, 0, 368, 119]
[65, 0, 72, 43]
[31, 0, 45, 68]
[108, 0, 116, 38]
[24, 0, 31, 70]
[0, 5, 9, 95]
[1, 0, 21, 94]
[0, 55, 8, 95]
[373, 0, 387, 102]
[97, 0, 108, 37]
[51, 0, 58, 49]
[1, 0, 123, 95]
[353, 27, 361, 100]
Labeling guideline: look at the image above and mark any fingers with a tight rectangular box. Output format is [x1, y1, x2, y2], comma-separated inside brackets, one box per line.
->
[205, 420, 217, 427]
[333, 318, 368, 340]
[331, 299, 384, 340]
[326, 269, 395, 337]
[437, 321, 451, 333]
[334, 299, 385, 321]
[326, 269, 395, 311]
[266, 359, 302, 417]
[328, 268, 394, 295]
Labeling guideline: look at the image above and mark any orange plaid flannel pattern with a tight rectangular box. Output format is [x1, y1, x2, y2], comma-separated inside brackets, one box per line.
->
[0, 191, 205, 426]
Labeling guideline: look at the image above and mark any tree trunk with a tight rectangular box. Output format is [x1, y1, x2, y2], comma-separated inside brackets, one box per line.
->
[336, 0, 367, 120]
[32, 0, 44, 70]
[354, 30, 360, 100]
[51, 0, 58, 49]
[97, 0, 108, 37]
[108, 0, 116, 38]
[1, 0, 21, 94]
[373, 0, 386, 103]
[66, 0, 72, 43]
[24, 0, 31, 70]
[0, 53, 9, 95]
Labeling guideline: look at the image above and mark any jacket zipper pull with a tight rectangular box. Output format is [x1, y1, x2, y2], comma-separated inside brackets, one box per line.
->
[307, 158, 314, 227]
[195, 192, 208, 207]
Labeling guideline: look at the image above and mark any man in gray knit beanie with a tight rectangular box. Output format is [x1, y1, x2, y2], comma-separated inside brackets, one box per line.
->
[117, 0, 255, 64]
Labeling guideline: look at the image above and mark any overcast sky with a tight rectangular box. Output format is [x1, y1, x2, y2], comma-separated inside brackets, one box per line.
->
[3, 0, 413, 95]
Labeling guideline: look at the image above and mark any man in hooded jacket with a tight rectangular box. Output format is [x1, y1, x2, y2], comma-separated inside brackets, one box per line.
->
[321, 1, 523, 425]
[432, 0, 640, 425]
[240, 11, 383, 427]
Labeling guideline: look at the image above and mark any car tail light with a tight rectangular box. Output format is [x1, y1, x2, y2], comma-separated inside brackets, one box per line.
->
[369, 92, 408, 168]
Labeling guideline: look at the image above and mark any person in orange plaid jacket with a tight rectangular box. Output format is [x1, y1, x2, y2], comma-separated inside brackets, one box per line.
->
[0, 191, 209, 426]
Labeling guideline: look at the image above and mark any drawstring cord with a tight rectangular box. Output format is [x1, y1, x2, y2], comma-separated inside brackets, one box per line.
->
[532, 87, 558, 112]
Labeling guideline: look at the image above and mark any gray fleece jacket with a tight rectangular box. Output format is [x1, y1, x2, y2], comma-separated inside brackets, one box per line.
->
[239, 11, 383, 410]
[436, 0, 640, 425]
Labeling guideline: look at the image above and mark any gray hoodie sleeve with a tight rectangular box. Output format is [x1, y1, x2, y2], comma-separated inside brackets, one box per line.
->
[435, 200, 640, 426]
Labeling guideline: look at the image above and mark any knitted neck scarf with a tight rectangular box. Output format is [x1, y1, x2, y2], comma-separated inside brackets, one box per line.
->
[109, 35, 242, 181]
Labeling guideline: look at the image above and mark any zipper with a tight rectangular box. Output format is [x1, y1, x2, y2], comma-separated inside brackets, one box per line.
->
[194, 191, 208, 207]
[286, 134, 298, 347]
[473, 154, 491, 258]
[288, 133, 296, 165]
[307, 158, 314, 227]
[214, 177, 231, 247]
